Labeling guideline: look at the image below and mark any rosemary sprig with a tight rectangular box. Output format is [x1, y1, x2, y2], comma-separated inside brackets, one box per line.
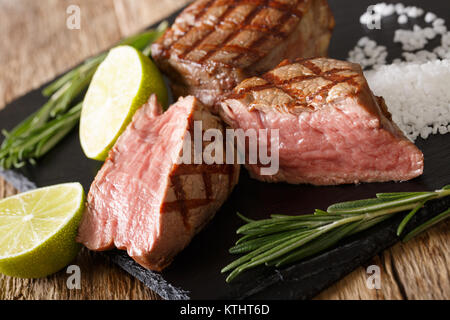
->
[222, 186, 450, 282]
[0, 22, 168, 169]
[402, 207, 450, 242]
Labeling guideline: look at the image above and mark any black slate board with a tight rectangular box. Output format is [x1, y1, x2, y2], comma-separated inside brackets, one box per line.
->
[1, 0, 449, 300]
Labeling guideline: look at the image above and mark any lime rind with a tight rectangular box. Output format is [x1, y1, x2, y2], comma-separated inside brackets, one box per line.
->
[80, 45, 168, 161]
[0, 183, 85, 278]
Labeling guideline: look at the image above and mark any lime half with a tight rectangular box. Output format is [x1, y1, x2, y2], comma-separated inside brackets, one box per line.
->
[0, 183, 85, 278]
[80, 45, 168, 161]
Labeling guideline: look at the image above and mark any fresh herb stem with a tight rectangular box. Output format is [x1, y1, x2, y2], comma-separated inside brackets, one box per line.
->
[402, 208, 450, 242]
[223, 186, 450, 283]
[396, 201, 425, 236]
[327, 192, 437, 214]
[0, 22, 168, 169]
[271, 221, 362, 267]
[221, 230, 312, 274]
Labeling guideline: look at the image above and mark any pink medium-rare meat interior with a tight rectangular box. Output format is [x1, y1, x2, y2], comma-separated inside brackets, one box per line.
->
[220, 57, 424, 185]
[77, 95, 188, 254]
[77, 95, 240, 271]
[222, 96, 423, 185]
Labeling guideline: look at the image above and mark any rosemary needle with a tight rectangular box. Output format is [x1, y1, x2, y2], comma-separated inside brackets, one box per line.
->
[396, 201, 425, 236]
[402, 208, 450, 242]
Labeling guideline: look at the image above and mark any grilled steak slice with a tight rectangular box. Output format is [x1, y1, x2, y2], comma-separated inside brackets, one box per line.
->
[77, 95, 240, 271]
[152, 0, 335, 110]
[220, 58, 424, 185]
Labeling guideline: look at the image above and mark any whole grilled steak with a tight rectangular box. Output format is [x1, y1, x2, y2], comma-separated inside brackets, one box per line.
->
[77, 95, 240, 271]
[152, 0, 334, 110]
[220, 58, 424, 185]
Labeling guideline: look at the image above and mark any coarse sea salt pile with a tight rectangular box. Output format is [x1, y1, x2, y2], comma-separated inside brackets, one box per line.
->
[365, 60, 450, 141]
[349, 2, 450, 69]
[349, 2, 450, 141]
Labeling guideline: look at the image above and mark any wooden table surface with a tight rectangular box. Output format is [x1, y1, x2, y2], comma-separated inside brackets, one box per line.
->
[0, 0, 448, 300]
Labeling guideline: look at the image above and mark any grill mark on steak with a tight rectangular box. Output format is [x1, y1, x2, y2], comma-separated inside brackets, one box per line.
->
[174, 163, 234, 175]
[239, 2, 303, 68]
[232, 80, 300, 111]
[262, 73, 306, 109]
[179, 5, 237, 60]
[231, 2, 304, 65]
[202, 172, 213, 200]
[268, 71, 360, 111]
[219, 58, 424, 186]
[153, 0, 334, 110]
[296, 58, 322, 75]
[230, 59, 361, 112]
[160, 0, 215, 58]
[242, 24, 288, 38]
[162, 109, 228, 227]
[314, 73, 359, 102]
[164, 161, 236, 218]
[180, 6, 235, 59]
[216, 44, 262, 56]
[78, 95, 241, 272]
[162, 199, 213, 214]
[252, 0, 305, 19]
[268, 68, 353, 86]
[170, 174, 191, 229]
[307, 68, 353, 81]
[269, 67, 360, 100]
[198, 0, 270, 63]
[233, 67, 352, 96]
[184, 0, 306, 64]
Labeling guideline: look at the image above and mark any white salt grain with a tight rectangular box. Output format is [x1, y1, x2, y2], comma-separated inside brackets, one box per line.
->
[406, 6, 424, 18]
[425, 12, 437, 23]
[348, 39, 387, 69]
[365, 60, 450, 141]
[433, 18, 445, 27]
[351, 2, 450, 142]
[402, 50, 438, 63]
[360, 3, 397, 27]
[434, 25, 447, 35]
[373, 3, 396, 17]
[394, 27, 429, 51]
[352, 3, 450, 69]
[358, 36, 370, 47]
[398, 14, 408, 24]
[423, 27, 437, 39]
[382, 4, 395, 16]
[395, 3, 405, 15]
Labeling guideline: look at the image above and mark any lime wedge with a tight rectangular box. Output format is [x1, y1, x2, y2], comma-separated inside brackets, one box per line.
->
[0, 183, 85, 278]
[80, 45, 168, 160]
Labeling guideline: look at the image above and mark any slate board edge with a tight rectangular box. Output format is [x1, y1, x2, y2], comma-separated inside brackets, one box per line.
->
[0, 170, 400, 300]
[3, 168, 448, 300]
[0, 169, 191, 300]
[0, 8, 193, 301]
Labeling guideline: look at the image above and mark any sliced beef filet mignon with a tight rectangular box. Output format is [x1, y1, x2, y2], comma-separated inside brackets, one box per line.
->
[152, 0, 335, 110]
[77, 95, 240, 271]
[220, 58, 424, 185]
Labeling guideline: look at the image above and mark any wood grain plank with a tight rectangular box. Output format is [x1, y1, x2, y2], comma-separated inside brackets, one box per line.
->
[0, 0, 161, 300]
[0, 0, 123, 109]
[0, 0, 448, 300]
[317, 220, 450, 299]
